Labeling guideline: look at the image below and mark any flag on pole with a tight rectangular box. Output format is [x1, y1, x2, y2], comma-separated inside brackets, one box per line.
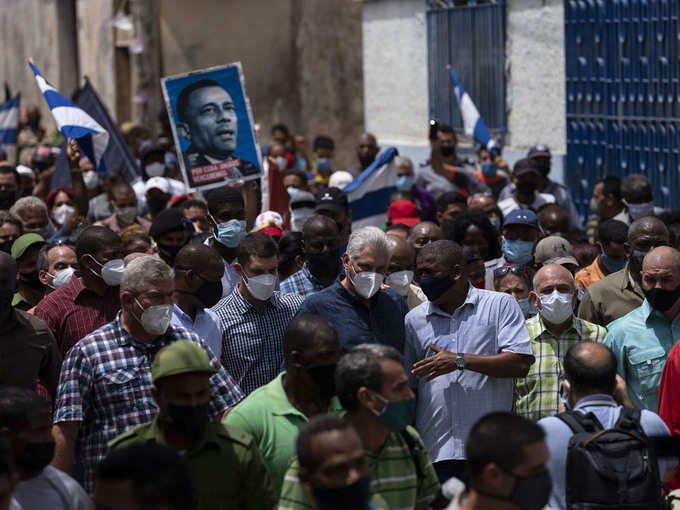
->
[344, 147, 398, 229]
[0, 94, 19, 155]
[29, 62, 109, 174]
[448, 67, 499, 155]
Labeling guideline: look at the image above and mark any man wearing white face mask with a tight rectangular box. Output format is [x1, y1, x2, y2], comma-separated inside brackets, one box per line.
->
[385, 235, 426, 310]
[213, 232, 304, 396]
[514, 264, 607, 422]
[52, 255, 243, 494]
[621, 174, 666, 222]
[33, 242, 78, 309]
[296, 226, 409, 353]
[34, 226, 123, 357]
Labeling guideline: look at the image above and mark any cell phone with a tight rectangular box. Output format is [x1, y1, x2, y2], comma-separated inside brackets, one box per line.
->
[429, 119, 439, 141]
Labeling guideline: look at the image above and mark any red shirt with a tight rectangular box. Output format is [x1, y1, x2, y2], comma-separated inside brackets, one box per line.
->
[33, 273, 121, 357]
[657, 340, 680, 488]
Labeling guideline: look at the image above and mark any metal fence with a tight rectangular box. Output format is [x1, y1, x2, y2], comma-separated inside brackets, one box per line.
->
[565, 0, 680, 216]
[426, 0, 506, 141]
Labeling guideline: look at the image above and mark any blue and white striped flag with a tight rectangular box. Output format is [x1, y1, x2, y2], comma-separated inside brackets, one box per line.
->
[448, 67, 499, 155]
[29, 62, 109, 173]
[0, 94, 20, 154]
[343, 147, 398, 229]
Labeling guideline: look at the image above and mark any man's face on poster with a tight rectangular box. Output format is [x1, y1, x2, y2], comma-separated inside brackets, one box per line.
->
[179, 85, 238, 160]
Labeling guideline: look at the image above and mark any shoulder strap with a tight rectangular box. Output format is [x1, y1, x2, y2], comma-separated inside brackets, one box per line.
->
[557, 410, 604, 434]
[400, 430, 424, 483]
[614, 407, 644, 435]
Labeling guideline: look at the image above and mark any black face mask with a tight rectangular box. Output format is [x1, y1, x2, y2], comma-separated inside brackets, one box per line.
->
[0, 240, 12, 254]
[358, 154, 375, 168]
[506, 469, 553, 510]
[0, 190, 16, 210]
[644, 284, 680, 312]
[0, 288, 14, 309]
[19, 270, 45, 291]
[535, 164, 550, 177]
[166, 403, 209, 437]
[158, 244, 183, 266]
[307, 248, 341, 279]
[312, 477, 371, 510]
[15, 441, 55, 473]
[304, 363, 337, 398]
[147, 196, 169, 215]
[439, 145, 455, 158]
[516, 182, 537, 195]
[195, 279, 223, 308]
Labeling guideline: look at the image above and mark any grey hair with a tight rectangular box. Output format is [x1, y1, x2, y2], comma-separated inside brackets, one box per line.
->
[9, 196, 47, 222]
[394, 156, 414, 172]
[121, 255, 174, 297]
[346, 226, 394, 262]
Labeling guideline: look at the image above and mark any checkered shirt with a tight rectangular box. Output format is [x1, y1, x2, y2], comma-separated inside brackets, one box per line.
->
[279, 264, 327, 298]
[514, 314, 607, 421]
[53, 314, 243, 494]
[213, 288, 303, 396]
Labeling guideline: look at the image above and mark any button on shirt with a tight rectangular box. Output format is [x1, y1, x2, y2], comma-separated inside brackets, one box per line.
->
[604, 299, 680, 410]
[53, 315, 243, 494]
[404, 286, 533, 462]
[213, 288, 303, 396]
[279, 263, 328, 297]
[171, 304, 223, 359]
[514, 314, 607, 421]
[538, 395, 672, 510]
[296, 279, 409, 353]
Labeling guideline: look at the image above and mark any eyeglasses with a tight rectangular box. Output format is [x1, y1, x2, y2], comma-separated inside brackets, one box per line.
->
[493, 265, 527, 278]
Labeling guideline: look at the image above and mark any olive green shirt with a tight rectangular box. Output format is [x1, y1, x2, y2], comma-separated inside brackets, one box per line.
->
[11, 291, 31, 311]
[577, 263, 644, 328]
[109, 417, 276, 510]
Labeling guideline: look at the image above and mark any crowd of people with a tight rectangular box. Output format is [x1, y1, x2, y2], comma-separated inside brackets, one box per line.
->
[1, 109, 680, 510]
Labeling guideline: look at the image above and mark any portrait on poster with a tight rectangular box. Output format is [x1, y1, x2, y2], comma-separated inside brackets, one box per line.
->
[161, 62, 261, 191]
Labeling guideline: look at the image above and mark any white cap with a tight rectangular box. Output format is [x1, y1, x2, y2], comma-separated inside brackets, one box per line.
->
[329, 171, 353, 190]
[16, 165, 35, 180]
[145, 176, 170, 193]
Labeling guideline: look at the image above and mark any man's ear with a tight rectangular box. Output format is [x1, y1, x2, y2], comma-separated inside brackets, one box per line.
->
[120, 290, 135, 309]
[38, 270, 50, 287]
[530, 290, 541, 310]
[234, 262, 243, 276]
[177, 123, 191, 142]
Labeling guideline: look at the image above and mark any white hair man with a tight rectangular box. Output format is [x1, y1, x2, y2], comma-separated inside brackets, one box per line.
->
[9, 196, 54, 239]
[51, 255, 243, 494]
[297, 226, 409, 352]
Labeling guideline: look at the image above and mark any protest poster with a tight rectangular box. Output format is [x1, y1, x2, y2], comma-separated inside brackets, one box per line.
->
[161, 62, 262, 191]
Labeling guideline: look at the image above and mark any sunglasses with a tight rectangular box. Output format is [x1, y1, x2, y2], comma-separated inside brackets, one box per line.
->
[493, 265, 527, 278]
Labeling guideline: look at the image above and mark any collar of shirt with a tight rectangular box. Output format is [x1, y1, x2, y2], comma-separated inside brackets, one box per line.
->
[621, 263, 643, 296]
[137, 416, 222, 454]
[641, 298, 680, 326]
[172, 303, 207, 326]
[426, 284, 477, 318]
[573, 394, 618, 409]
[111, 311, 175, 349]
[265, 372, 342, 417]
[330, 277, 383, 306]
[533, 314, 580, 339]
[302, 263, 325, 287]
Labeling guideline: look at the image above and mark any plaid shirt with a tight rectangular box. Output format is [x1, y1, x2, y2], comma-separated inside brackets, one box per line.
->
[514, 314, 607, 421]
[34, 273, 121, 357]
[54, 314, 243, 494]
[213, 288, 303, 396]
[279, 264, 327, 297]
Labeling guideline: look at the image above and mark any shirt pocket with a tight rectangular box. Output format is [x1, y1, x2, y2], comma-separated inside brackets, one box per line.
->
[628, 347, 667, 398]
[98, 369, 139, 412]
[459, 324, 498, 355]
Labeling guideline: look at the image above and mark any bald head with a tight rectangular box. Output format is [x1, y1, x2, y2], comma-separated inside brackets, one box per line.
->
[564, 341, 617, 396]
[628, 216, 669, 245]
[0, 252, 17, 292]
[642, 246, 680, 274]
[408, 222, 443, 250]
[175, 243, 224, 274]
[533, 263, 575, 293]
[468, 194, 495, 211]
[387, 235, 415, 273]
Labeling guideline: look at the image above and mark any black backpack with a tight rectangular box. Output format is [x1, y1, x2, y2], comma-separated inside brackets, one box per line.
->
[558, 407, 664, 510]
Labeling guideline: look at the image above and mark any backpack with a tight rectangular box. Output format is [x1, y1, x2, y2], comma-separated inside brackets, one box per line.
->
[558, 407, 664, 510]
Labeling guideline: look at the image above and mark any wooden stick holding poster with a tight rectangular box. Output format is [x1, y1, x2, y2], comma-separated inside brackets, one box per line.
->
[160, 62, 262, 192]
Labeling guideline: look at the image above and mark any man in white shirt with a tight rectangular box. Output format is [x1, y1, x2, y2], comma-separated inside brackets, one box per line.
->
[498, 158, 555, 217]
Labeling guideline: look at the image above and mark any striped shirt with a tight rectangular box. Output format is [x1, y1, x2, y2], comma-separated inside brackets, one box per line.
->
[278, 426, 440, 510]
[213, 288, 303, 395]
[280, 264, 327, 298]
[54, 314, 243, 494]
[514, 314, 607, 421]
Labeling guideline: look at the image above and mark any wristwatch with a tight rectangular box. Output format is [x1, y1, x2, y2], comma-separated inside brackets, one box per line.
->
[456, 353, 466, 371]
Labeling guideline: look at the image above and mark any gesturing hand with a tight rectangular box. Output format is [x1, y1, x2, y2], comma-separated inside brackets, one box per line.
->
[411, 343, 458, 381]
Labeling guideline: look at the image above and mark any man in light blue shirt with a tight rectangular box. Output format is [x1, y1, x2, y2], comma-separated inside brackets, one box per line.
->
[404, 240, 534, 483]
[171, 244, 225, 358]
[604, 246, 680, 410]
[539, 341, 673, 510]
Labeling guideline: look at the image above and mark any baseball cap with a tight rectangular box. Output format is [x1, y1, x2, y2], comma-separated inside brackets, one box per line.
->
[290, 190, 316, 211]
[503, 209, 539, 230]
[145, 176, 170, 194]
[315, 187, 348, 213]
[527, 144, 551, 159]
[512, 158, 540, 177]
[254, 211, 283, 232]
[151, 340, 215, 384]
[11, 233, 46, 260]
[328, 171, 353, 190]
[139, 144, 165, 165]
[388, 200, 420, 227]
[534, 236, 579, 267]
[149, 208, 190, 238]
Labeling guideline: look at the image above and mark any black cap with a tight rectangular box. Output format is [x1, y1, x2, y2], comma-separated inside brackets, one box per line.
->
[314, 187, 348, 213]
[512, 158, 540, 177]
[150, 208, 191, 239]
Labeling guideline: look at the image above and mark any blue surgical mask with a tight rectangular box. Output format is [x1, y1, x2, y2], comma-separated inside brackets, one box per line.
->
[317, 158, 332, 171]
[480, 162, 497, 178]
[517, 297, 536, 317]
[502, 239, 534, 265]
[216, 219, 247, 248]
[600, 251, 625, 273]
[286, 186, 299, 198]
[395, 175, 415, 191]
[627, 201, 655, 221]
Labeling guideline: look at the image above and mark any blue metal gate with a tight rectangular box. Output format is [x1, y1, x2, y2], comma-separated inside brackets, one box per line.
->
[565, 0, 680, 216]
[427, 0, 506, 140]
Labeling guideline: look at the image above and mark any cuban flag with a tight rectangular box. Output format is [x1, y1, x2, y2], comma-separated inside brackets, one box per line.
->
[448, 67, 499, 155]
[344, 147, 398, 229]
[29, 62, 109, 173]
[0, 94, 20, 154]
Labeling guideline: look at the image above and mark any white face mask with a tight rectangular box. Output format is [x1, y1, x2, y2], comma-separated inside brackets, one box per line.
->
[134, 298, 173, 336]
[91, 257, 125, 286]
[290, 207, 314, 232]
[82, 170, 100, 190]
[243, 273, 278, 301]
[349, 266, 384, 299]
[275, 156, 288, 171]
[53, 203, 75, 226]
[386, 270, 414, 297]
[51, 267, 75, 289]
[539, 290, 574, 324]
[146, 162, 166, 177]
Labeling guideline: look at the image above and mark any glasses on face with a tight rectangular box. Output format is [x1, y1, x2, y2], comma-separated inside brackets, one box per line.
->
[493, 265, 527, 278]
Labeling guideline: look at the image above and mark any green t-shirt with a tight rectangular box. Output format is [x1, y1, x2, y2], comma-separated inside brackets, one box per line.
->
[224, 372, 342, 495]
